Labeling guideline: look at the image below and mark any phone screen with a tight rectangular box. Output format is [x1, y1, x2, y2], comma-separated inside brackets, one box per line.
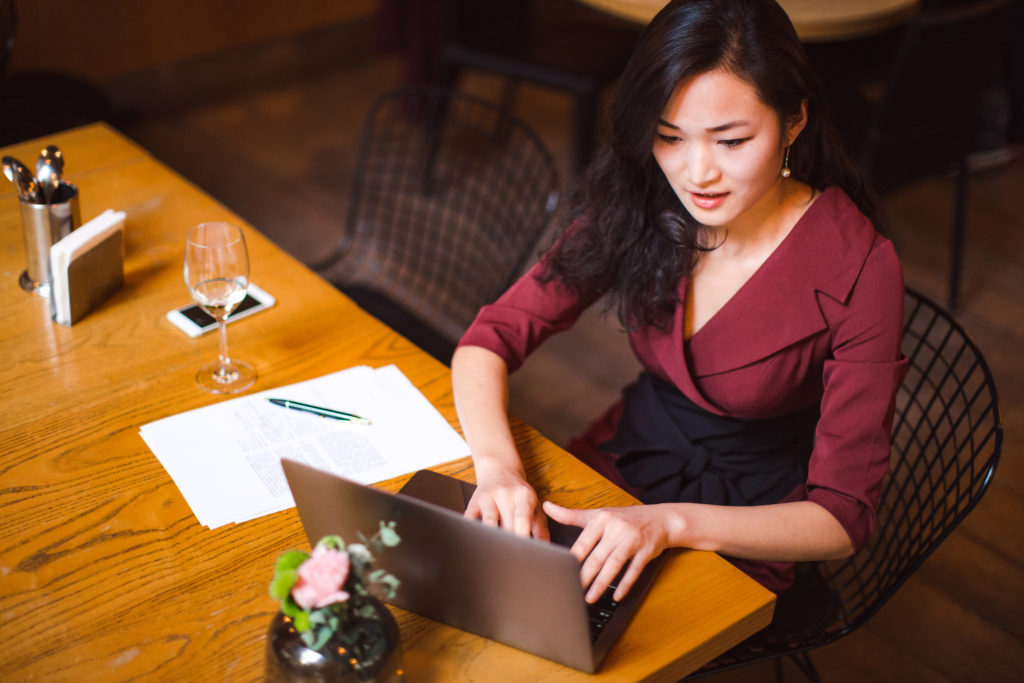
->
[181, 294, 264, 328]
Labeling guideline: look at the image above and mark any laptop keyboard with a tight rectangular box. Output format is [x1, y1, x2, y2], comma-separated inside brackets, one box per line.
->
[587, 580, 622, 642]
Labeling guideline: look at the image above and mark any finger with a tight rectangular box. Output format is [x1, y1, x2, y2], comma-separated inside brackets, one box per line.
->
[463, 496, 482, 520]
[568, 515, 605, 565]
[585, 549, 631, 604]
[478, 500, 500, 528]
[492, 494, 521, 532]
[532, 509, 550, 542]
[578, 536, 614, 591]
[512, 505, 533, 537]
[506, 487, 537, 537]
[612, 554, 648, 603]
[542, 500, 586, 527]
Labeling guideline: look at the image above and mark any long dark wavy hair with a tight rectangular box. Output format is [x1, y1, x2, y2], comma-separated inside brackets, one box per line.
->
[539, 0, 876, 330]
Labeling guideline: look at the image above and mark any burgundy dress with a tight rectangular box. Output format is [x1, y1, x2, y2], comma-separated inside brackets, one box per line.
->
[457, 187, 908, 592]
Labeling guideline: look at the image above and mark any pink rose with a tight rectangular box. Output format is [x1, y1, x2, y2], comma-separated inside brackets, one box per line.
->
[291, 546, 351, 609]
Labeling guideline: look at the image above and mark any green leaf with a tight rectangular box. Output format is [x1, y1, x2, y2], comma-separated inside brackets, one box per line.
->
[280, 595, 303, 620]
[274, 550, 309, 574]
[379, 522, 401, 547]
[269, 569, 298, 601]
[380, 575, 400, 599]
[309, 624, 332, 651]
[317, 534, 345, 551]
[293, 610, 311, 632]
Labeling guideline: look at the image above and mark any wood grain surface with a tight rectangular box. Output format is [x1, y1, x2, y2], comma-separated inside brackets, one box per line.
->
[0, 124, 773, 682]
[576, 0, 920, 41]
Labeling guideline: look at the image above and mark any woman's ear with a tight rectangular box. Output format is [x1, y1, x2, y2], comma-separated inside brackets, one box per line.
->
[786, 99, 809, 146]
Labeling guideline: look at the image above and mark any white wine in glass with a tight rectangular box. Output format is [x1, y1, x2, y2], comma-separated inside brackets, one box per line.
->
[184, 222, 257, 393]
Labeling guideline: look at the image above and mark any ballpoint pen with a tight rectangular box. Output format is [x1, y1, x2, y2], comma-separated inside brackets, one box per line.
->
[267, 398, 371, 424]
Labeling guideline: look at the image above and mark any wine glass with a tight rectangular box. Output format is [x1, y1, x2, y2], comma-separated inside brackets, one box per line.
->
[184, 222, 257, 393]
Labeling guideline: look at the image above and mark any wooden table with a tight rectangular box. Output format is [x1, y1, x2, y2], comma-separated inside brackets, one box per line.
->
[579, 0, 920, 41]
[0, 123, 774, 681]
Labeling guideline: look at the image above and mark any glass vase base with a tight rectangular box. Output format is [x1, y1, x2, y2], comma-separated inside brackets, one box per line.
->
[195, 359, 256, 394]
[266, 608, 405, 683]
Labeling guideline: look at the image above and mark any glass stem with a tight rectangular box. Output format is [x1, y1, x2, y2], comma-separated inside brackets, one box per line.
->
[217, 318, 231, 377]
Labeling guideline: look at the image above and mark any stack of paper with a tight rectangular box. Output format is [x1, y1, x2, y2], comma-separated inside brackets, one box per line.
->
[140, 365, 469, 528]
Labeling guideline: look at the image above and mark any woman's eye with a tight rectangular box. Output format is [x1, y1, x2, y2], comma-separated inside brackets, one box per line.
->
[719, 137, 751, 148]
[656, 133, 682, 144]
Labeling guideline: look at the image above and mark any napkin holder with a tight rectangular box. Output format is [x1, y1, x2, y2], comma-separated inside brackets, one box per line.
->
[49, 209, 127, 326]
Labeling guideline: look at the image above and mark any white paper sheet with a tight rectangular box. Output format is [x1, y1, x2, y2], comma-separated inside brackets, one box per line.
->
[139, 365, 469, 528]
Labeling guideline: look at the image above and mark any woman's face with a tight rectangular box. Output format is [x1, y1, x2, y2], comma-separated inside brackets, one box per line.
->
[652, 68, 805, 231]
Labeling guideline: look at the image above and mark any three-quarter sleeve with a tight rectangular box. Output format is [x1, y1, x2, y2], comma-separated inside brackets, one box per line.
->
[805, 235, 908, 552]
[457, 259, 601, 373]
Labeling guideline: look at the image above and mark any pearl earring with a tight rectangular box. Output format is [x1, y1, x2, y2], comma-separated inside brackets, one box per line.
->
[781, 146, 791, 178]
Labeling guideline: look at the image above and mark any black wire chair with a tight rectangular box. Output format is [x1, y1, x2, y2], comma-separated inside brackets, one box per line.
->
[692, 286, 1003, 681]
[314, 86, 560, 364]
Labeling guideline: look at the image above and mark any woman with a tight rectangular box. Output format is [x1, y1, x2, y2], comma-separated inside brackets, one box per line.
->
[451, 0, 907, 606]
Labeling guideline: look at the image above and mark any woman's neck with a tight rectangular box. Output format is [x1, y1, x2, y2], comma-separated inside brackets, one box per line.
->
[705, 179, 815, 256]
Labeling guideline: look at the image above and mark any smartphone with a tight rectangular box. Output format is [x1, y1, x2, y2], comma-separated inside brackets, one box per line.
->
[166, 283, 276, 337]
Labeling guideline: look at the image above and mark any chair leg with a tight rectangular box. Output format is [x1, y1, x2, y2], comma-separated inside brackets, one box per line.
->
[948, 161, 968, 311]
[787, 652, 823, 683]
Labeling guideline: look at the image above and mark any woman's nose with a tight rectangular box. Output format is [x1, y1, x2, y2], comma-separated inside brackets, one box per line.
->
[686, 144, 718, 185]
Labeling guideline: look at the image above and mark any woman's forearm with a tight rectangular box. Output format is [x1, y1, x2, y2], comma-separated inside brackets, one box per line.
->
[667, 499, 854, 561]
[452, 345, 548, 537]
[450, 345, 523, 474]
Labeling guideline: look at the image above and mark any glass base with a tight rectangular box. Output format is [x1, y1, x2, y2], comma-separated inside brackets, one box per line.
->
[196, 359, 257, 394]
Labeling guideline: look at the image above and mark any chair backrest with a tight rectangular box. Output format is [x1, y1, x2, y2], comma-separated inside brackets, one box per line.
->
[860, 0, 1016, 192]
[819, 286, 1002, 640]
[318, 86, 560, 350]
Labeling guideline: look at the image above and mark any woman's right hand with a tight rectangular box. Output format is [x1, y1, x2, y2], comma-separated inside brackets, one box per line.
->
[465, 461, 549, 541]
[451, 345, 548, 539]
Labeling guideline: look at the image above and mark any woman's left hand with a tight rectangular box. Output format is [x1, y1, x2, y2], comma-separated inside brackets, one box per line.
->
[542, 500, 673, 603]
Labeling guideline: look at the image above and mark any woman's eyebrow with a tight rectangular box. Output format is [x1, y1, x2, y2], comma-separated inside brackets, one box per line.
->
[655, 118, 750, 132]
[706, 120, 749, 132]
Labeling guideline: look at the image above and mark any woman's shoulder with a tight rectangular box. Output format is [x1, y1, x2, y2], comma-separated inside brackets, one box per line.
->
[806, 186, 894, 263]
[811, 186, 874, 232]
[790, 186, 900, 306]
[821, 187, 900, 274]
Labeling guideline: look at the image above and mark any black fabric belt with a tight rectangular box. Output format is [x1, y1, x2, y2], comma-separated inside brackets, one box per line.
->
[605, 373, 820, 506]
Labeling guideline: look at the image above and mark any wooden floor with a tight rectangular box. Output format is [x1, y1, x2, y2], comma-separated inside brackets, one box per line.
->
[120, 52, 1023, 682]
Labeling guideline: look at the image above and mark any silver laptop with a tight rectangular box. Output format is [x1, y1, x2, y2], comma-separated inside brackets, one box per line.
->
[281, 460, 667, 673]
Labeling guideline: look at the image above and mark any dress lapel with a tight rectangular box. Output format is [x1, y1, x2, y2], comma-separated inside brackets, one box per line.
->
[684, 187, 876, 378]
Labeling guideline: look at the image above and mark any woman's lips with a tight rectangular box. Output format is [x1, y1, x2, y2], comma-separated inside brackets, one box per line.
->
[689, 191, 728, 210]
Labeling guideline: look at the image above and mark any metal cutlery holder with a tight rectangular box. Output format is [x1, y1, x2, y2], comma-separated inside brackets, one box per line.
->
[18, 181, 80, 297]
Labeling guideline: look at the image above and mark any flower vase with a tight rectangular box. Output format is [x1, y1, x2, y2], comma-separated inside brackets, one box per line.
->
[265, 599, 405, 683]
